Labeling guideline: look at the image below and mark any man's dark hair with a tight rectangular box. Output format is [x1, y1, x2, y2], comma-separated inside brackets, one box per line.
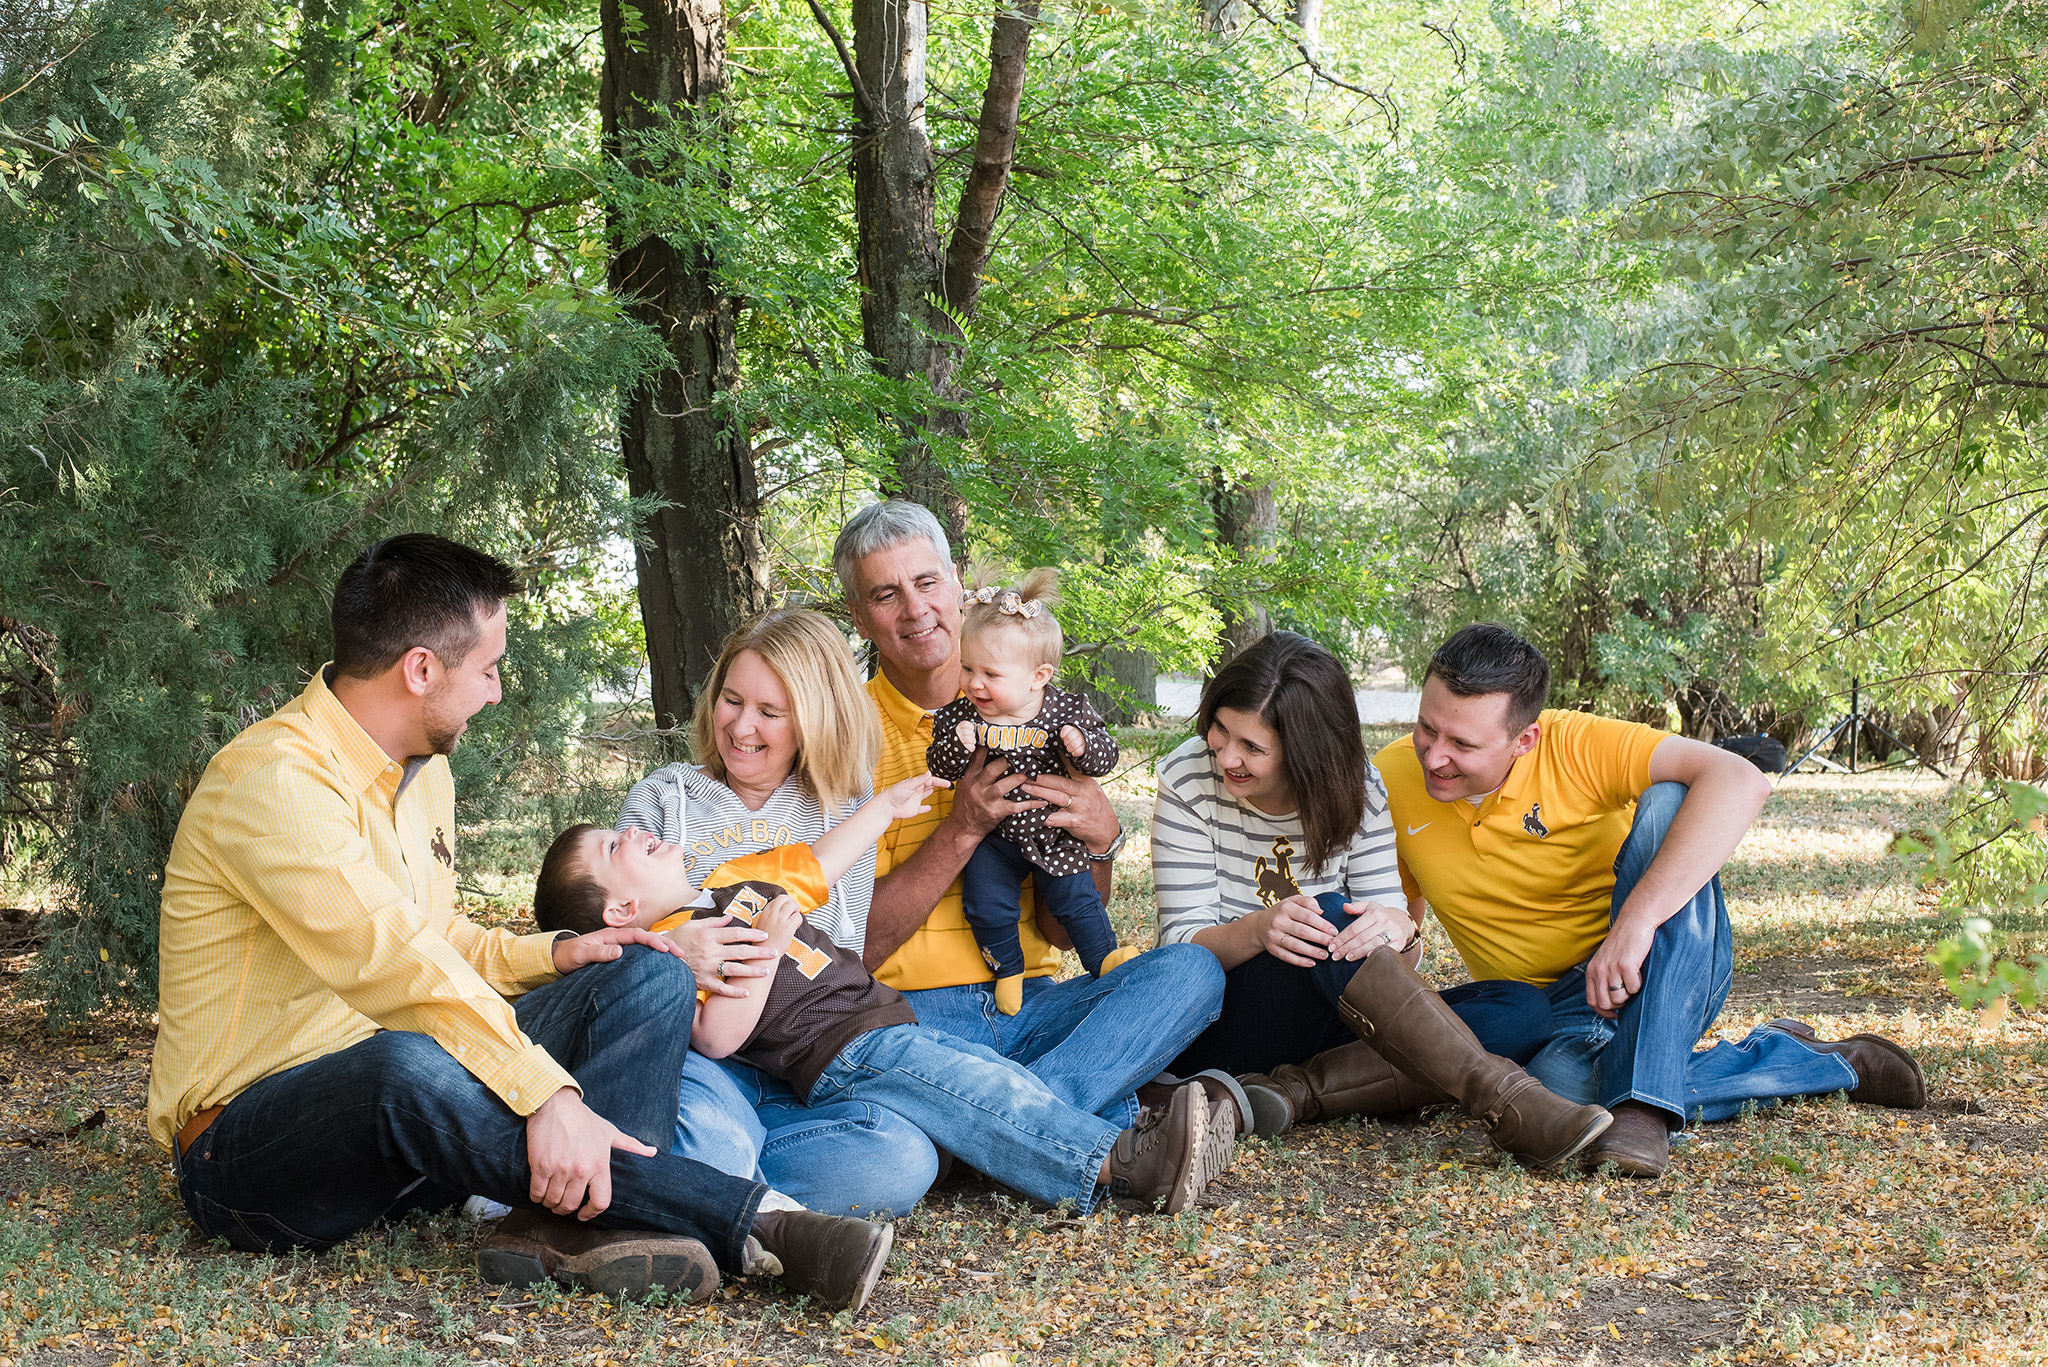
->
[1196, 632, 1365, 877]
[533, 823, 606, 935]
[1424, 624, 1552, 732]
[331, 534, 522, 680]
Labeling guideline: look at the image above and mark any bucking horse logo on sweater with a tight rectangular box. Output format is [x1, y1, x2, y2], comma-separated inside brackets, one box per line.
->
[1256, 836, 1302, 905]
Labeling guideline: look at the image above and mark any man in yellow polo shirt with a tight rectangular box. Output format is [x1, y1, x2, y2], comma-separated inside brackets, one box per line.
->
[831, 502, 1231, 1142]
[149, 535, 891, 1308]
[1378, 624, 1927, 1176]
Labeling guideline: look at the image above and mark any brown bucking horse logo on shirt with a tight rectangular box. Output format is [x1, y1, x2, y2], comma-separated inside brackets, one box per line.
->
[1256, 836, 1302, 905]
[431, 827, 453, 868]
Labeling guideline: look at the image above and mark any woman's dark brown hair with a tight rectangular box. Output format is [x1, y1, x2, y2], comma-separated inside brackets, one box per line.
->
[1195, 631, 1365, 875]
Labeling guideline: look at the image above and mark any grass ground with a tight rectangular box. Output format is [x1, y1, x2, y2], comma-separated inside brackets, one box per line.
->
[2, 765, 2044, 1366]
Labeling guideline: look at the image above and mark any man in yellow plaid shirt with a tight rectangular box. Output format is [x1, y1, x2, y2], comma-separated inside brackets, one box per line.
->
[148, 535, 892, 1311]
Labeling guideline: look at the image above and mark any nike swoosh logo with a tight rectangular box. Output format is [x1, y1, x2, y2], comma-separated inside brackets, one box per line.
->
[1406, 823, 1431, 835]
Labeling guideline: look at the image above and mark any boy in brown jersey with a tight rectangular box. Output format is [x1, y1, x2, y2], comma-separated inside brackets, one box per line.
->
[533, 775, 1233, 1218]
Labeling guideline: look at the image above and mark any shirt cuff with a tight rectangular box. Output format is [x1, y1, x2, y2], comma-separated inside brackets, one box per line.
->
[482, 1043, 581, 1117]
[511, 929, 566, 987]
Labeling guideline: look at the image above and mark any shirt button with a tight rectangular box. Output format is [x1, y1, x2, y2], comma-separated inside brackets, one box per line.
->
[507, 1089, 520, 1103]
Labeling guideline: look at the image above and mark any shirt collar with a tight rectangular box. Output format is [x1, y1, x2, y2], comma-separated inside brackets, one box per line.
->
[870, 669, 944, 734]
[304, 665, 405, 797]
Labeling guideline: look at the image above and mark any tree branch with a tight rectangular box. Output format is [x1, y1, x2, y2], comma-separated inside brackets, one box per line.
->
[942, 0, 1042, 315]
[803, 0, 875, 119]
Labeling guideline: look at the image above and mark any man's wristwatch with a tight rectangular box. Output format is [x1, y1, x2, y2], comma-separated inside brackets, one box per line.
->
[1084, 822, 1128, 863]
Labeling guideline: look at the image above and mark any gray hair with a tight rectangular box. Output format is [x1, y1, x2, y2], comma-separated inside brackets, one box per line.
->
[832, 500, 955, 595]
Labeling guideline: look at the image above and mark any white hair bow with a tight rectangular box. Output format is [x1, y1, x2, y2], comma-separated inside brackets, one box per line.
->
[962, 586, 1044, 618]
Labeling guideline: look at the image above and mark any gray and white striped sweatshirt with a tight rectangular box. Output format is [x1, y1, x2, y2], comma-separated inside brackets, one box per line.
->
[616, 763, 875, 953]
[1151, 736, 1403, 947]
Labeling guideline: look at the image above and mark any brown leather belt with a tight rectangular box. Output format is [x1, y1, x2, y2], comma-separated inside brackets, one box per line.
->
[176, 1104, 223, 1158]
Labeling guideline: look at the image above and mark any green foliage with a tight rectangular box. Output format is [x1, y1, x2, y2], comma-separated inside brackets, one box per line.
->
[1897, 780, 2048, 1007]
[2, 0, 655, 1020]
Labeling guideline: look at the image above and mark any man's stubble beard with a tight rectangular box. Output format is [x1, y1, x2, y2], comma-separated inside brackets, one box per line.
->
[422, 686, 470, 757]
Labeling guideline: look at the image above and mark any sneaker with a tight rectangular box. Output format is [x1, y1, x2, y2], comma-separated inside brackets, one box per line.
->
[1107, 1080, 1207, 1213]
[748, 1209, 894, 1312]
[475, 1210, 718, 1301]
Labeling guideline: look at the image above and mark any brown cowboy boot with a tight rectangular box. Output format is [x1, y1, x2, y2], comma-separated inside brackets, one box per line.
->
[1236, 1039, 1450, 1137]
[1338, 948, 1612, 1169]
[476, 1210, 719, 1301]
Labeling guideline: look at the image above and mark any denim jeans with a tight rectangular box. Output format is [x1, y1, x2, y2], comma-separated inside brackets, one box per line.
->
[1173, 893, 1556, 1076]
[1524, 783, 1858, 1125]
[674, 1053, 938, 1218]
[903, 941, 1226, 1127]
[809, 1024, 1121, 1214]
[173, 945, 765, 1270]
[960, 836, 1119, 978]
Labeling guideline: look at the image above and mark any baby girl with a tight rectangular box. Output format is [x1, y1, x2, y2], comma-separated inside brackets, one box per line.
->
[925, 570, 1123, 1014]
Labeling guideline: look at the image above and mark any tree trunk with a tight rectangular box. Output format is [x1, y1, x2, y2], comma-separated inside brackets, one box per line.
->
[1210, 470, 1277, 666]
[1288, 0, 1322, 45]
[844, 0, 1041, 556]
[602, 0, 767, 734]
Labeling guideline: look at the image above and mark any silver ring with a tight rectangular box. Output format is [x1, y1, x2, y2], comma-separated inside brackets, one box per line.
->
[1609, 984, 1626, 994]
[1378, 931, 1392, 945]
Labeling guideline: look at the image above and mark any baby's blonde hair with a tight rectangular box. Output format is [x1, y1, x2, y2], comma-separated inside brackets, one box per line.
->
[961, 567, 1065, 671]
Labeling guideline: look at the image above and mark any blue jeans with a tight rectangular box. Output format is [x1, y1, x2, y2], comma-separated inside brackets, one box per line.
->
[960, 836, 1119, 978]
[173, 946, 765, 1270]
[674, 1053, 938, 1217]
[1524, 782, 1858, 1125]
[904, 941, 1226, 1127]
[809, 1024, 1121, 1214]
[1173, 894, 1555, 1076]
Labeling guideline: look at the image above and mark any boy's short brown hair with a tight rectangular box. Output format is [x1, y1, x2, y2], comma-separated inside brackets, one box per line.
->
[533, 823, 607, 935]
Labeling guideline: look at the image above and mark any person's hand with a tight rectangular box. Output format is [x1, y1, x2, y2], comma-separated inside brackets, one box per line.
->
[659, 914, 775, 999]
[1325, 900, 1416, 961]
[951, 747, 1039, 838]
[524, 1088, 654, 1219]
[1584, 917, 1656, 1019]
[954, 719, 977, 751]
[552, 925, 684, 974]
[1258, 894, 1338, 967]
[1023, 769, 1117, 853]
[878, 772, 950, 821]
[1059, 723, 1087, 757]
[756, 894, 804, 952]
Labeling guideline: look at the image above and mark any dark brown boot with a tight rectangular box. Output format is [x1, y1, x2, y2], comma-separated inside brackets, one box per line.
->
[1237, 1039, 1450, 1137]
[475, 1210, 718, 1301]
[749, 1209, 894, 1312]
[1583, 1100, 1671, 1177]
[1338, 948, 1612, 1169]
[1766, 1018, 1927, 1108]
[1107, 1080, 1213, 1213]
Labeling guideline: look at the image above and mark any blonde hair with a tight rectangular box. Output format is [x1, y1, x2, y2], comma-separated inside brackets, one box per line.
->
[690, 608, 880, 812]
[961, 567, 1065, 671]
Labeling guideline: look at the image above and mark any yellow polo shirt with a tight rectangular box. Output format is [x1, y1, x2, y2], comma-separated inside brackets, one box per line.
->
[867, 672, 1055, 991]
[148, 670, 572, 1151]
[1375, 710, 1666, 986]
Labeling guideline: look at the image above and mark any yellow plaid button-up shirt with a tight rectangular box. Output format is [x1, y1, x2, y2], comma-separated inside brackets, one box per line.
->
[146, 669, 573, 1151]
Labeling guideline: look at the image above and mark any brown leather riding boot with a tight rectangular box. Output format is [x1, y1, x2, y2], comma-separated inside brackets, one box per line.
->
[1338, 948, 1612, 1169]
[1236, 1040, 1450, 1137]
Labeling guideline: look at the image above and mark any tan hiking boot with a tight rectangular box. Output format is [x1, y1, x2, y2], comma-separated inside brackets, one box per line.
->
[475, 1210, 718, 1301]
[1238, 1039, 1451, 1137]
[1338, 949, 1611, 1169]
[748, 1209, 894, 1312]
[1107, 1080, 1211, 1213]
